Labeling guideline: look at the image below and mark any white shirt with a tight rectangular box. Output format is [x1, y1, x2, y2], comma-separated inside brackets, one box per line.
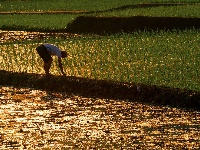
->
[43, 44, 62, 57]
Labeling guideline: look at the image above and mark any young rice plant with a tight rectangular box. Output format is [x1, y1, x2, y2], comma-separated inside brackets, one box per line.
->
[0, 29, 199, 91]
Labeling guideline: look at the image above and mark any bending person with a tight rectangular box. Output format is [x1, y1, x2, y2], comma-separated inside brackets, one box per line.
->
[36, 43, 68, 76]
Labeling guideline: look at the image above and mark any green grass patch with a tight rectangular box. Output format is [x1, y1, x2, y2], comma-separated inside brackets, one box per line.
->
[0, 14, 78, 31]
[1, 29, 200, 92]
[1, 0, 199, 12]
[93, 4, 200, 17]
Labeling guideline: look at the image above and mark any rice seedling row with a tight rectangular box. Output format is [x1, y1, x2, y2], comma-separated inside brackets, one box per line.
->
[1, 29, 199, 92]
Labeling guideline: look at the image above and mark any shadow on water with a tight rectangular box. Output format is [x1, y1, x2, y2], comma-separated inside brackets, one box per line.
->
[0, 70, 199, 111]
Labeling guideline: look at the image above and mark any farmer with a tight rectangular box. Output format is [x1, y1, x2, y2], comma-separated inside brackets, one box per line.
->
[36, 43, 67, 76]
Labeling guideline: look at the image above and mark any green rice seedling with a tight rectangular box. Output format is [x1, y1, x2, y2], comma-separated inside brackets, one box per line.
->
[59, 29, 200, 91]
[1, 29, 199, 91]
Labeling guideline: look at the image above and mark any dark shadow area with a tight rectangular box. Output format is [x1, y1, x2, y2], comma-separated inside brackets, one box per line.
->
[0, 70, 199, 111]
[66, 16, 200, 35]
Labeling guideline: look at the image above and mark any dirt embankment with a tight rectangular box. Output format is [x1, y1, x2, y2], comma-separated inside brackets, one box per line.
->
[65, 3, 200, 35]
[66, 16, 200, 35]
[0, 70, 199, 111]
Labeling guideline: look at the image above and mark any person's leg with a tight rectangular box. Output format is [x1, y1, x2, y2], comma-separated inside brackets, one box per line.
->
[36, 45, 52, 75]
[44, 58, 53, 75]
[44, 62, 47, 74]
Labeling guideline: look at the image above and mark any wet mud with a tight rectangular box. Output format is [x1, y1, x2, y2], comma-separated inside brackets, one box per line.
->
[0, 85, 199, 149]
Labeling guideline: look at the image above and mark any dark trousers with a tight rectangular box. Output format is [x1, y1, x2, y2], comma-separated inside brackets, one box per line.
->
[36, 45, 52, 63]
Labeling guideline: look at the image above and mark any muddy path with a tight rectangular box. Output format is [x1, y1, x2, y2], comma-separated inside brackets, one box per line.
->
[0, 85, 199, 149]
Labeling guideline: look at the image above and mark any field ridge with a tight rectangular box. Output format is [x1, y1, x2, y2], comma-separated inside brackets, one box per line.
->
[66, 16, 200, 35]
[0, 70, 199, 111]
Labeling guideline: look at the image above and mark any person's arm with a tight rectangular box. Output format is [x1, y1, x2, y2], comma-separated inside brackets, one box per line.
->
[58, 57, 66, 75]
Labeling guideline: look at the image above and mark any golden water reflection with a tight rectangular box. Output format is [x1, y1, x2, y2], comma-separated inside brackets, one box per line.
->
[0, 86, 199, 149]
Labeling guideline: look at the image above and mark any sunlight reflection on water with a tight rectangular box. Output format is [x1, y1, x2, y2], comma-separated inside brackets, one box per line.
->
[0, 86, 199, 149]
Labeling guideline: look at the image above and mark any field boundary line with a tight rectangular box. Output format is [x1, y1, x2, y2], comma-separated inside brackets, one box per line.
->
[0, 70, 199, 111]
[0, 10, 89, 15]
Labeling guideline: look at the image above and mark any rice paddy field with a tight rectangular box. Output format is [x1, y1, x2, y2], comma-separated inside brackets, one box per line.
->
[1, 30, 200, 91]
[0, 0, 200, 149]
[1, 2, 200, 31]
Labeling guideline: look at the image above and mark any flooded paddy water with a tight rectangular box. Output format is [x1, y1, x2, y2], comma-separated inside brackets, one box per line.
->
[0, 30, 76, 43]
[0, 86, 199, 149]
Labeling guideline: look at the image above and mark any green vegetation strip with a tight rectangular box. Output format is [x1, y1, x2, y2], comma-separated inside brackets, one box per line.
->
[1, 0, 198, 12]
[0, 14, 78, 32]
[0, 3, 199, 16]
